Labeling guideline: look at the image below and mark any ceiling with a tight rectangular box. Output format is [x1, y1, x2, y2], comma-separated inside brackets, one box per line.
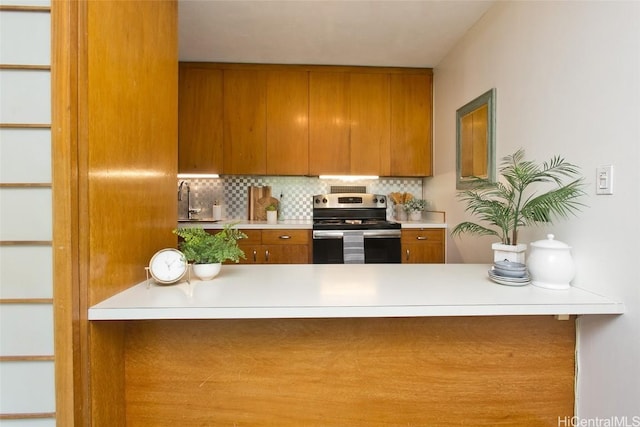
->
[178, 0, 495, 68]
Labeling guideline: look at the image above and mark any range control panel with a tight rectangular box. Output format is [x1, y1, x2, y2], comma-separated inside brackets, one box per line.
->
[312, 193, 388, 209]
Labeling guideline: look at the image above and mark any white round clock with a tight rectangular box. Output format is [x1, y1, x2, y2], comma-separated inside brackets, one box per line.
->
[148, 248, 188, 284]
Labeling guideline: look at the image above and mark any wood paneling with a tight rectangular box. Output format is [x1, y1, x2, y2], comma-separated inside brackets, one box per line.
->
[266, 70, 309, 175]
[390, 73, 433, 176]
[84, 0, 178, 304]
[125, 316, 575, 426]
[223, 69, 267, 174]
[178, 66, 223, 173]
[52, 0, 179, 424]
[309, 71, 351, 175]
[51, 0, 79, 423]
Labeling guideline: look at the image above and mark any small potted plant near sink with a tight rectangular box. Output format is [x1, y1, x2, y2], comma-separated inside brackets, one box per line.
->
[451, 149, 586, 263]
[265, 203, 278, 224]
[404, 198, 428, 221]
[173, 224, 247, 280]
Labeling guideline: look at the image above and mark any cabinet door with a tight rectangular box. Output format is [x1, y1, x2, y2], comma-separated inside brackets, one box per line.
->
[178, 66, 223, 173]
[234, 230, 263, 264]
[350, 73, 390, 176]
[401, 229, 444, 263]
[262, 229, 310, 264]
[266, 70, 309, 175]
[390, 73, 432, 176]
[223, 69, 267, 174]
[309, 72, 350, 175]
[263, 245, 310, 264]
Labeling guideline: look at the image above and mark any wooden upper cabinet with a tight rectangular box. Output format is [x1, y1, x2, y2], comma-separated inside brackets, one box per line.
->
[178, 66, 223, 173]
[350, 73, 390, 176]
[223, 69, 267, 175]
[177, 64, 432, 177]
[309, 72, 351, 175]
[309, 71, 392, 176]
[390, 73, 433, 176]
[266, 70, 309, 175]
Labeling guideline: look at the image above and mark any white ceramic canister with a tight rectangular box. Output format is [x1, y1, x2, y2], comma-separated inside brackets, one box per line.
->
[527, 234, 575, 290]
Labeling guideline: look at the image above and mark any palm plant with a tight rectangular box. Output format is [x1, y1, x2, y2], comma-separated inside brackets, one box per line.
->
[451, 149, 586, 245]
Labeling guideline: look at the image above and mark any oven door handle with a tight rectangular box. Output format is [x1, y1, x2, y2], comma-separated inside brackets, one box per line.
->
[313, 230, 344, 239]
[313, 230, 401, 239]
[363, 230, 401, 238]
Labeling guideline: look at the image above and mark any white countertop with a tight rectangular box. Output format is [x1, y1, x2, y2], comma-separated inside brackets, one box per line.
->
[89, 264, 623, 321]
[177, 219, 447, 230]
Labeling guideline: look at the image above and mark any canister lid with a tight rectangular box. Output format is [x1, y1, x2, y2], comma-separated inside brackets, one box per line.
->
[530, 234, 571, 249]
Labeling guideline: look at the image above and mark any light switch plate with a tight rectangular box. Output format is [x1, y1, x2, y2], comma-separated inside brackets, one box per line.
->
[596, 165, 614, 195]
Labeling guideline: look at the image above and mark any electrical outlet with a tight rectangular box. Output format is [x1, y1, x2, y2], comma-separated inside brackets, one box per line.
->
[596, 165, 614, 195]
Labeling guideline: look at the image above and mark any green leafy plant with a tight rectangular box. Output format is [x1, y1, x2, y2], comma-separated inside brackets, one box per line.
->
[173, 224, 247, 264]
[451, 149, 586, 245]
[265, 203, 277, 211]
[404, 198, 428, 213]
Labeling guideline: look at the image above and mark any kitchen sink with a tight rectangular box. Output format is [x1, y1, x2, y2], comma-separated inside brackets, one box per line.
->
[177, 218, 221, 223]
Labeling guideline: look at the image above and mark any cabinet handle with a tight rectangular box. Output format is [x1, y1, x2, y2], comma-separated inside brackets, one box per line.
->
[416, 236, 428, 240]
[265, 250, 270, 262]
[252, 250, 257, 262]
[279, 235, 291, 240]
[406, 249, 410, 261]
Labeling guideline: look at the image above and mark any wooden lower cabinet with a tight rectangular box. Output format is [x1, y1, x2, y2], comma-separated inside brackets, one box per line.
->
[402, 228, 445, 263]
[122, 316, 575, 425]
[234, 229, 311, 264]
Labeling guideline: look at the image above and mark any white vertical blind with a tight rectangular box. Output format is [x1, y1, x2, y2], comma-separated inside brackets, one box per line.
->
[0, 70, 51, 123]
[0, 2, 55, 422]
[0, 10, 50, 65]
[0, 246, 53, 299]
[0, 129, 52, 183]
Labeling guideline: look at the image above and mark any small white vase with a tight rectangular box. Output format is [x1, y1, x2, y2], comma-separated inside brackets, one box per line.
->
[266, 210, 277, 224]
[409, 211, 422, 221]
[492, 242, 527, 264]
[192, 263, 222, 281]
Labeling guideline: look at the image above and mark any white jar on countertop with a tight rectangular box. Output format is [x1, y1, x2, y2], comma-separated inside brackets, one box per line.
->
[527, 234, 575, 290]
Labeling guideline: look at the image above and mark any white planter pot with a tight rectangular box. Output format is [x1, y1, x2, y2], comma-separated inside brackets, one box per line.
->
[492, 242, 527, 264]
[192, 263, 222, 281]
[408, 211, 422, 221]
[266, 210, 277, 224]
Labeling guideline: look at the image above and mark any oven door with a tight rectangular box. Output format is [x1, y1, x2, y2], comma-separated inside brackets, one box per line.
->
[312, 230, 401, 264]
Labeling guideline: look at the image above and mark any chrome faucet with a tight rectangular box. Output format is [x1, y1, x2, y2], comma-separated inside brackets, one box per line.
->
[178, 180, 188, 201]
[178, 181, 199, 219]
[178, 180, 202, 220]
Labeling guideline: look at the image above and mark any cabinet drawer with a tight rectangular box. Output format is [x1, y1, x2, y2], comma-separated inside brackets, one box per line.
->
[401, 229, 444, 243]
[239, 229, 262, 245]
[261, 229, 310, 245]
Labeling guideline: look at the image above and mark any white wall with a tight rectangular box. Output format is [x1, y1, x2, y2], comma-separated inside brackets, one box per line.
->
[430, 0, 639, 419]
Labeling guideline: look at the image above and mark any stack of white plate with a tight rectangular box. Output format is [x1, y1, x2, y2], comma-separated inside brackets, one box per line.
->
[488, 260, 530, 286]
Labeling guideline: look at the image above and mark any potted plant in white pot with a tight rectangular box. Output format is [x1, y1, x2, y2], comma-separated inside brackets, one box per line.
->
[173, 224, 247, 280]
[265, 203, 278, 224]
[404, 198, 428, 221]
[451, 149, 586, 263]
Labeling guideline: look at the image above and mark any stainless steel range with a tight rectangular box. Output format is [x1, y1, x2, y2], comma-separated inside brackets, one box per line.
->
[312, 193, 401, 264]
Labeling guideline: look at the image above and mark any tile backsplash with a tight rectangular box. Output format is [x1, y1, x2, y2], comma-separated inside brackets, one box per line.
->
[178, 176, 424, 220]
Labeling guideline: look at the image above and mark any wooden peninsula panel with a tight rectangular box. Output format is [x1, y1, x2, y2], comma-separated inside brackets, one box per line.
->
[124, 316, 574, 426]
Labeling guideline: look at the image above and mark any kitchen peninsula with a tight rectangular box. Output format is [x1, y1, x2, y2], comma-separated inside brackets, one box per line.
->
[89, 263, 622, 425]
